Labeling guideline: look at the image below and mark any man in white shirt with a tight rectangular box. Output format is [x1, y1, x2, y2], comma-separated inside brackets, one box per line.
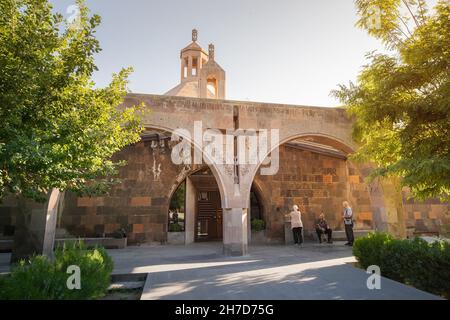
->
[290, 205, 303, 246]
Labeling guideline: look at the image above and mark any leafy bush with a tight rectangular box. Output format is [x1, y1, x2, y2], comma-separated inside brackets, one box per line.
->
[352, 232, 394, 269]
[251, 219, 266, 232]
[353, 232, 450, 298]
[168, 223, 183, 232]
[0, 241, 113, 300]
[403, 238, 450, 296]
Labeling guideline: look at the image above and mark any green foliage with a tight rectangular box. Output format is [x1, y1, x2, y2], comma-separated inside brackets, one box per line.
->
[0, 241, 113, 300]
[168, 223, 183, 232]
[332, 0, 450, 201]
[353, 232, 450, 298]
[352, 232, 394, 269]
[251, 218, 266, 232]
[54, 241, 113, 299]
[0, 0, 144, 202]
[170, 182, 186, 211]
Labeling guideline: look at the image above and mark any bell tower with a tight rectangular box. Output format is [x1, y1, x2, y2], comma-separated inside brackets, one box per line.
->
[199, 43, 226, 99]
[180, 29, 209, 83]
[165, 29, 226, 99]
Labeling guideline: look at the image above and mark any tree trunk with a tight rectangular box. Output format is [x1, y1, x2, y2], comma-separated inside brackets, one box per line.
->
[10, 189, 61, 263]
[380, 177, 407, 238]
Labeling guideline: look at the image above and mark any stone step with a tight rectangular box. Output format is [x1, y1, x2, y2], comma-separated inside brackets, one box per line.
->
[0, 240, 13, 253]
[108, 281, 144, 291]
[111, 273, 148, 282]
[307, 229, 373, 241]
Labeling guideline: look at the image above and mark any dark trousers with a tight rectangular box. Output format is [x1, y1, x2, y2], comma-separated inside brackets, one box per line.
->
[345, 224, 354, 244]
[292, 227, 303, 244]
[316, 227, 332, 242]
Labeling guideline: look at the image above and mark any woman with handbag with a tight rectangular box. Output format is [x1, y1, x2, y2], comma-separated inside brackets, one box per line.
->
[342, 201, 354, 246]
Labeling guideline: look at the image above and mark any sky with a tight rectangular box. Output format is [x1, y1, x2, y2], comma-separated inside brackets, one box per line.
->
[49, 0, 406, 107]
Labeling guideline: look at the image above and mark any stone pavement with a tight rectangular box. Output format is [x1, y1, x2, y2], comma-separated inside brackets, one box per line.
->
[107, 242, 441, 300]
[0, 242, 442, 300]
[0, 252, 10, 274]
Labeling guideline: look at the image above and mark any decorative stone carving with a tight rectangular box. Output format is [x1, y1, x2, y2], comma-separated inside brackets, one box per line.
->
[223, 164, 234, 177]
[240, 164, 250, 177]
[152, 155, 162, 181]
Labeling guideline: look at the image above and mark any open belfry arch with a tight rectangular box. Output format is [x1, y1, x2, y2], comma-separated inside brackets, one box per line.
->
[2, 29, 447, 260]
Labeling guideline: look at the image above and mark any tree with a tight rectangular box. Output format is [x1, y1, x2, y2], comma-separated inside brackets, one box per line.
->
[332, 0, 449, 201]
[0, 0, 144, 203]
[170, 182, 186, 211]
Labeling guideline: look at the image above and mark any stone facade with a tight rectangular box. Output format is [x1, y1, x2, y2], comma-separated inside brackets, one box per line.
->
[253, 145, 374, 242]
[59, 138, 189, 245]
[1, 94, 449, 251]
[2, 140, 447, 246]
[403, 191, 449, 237]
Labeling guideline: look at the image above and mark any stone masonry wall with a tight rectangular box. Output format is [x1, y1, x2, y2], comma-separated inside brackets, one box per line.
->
[402, 190, 449, 237]
[59, 138, 187, 245]
[253, 145, 374, 242]
[1, 141, 448, 243]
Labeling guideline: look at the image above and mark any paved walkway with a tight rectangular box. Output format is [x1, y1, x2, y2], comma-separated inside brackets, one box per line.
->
[0, 242, 442, 300]
[107, 242, 441, 300]
[0, 253, 10, 274]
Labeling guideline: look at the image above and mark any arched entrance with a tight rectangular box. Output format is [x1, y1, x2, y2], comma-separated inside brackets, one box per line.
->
[189, 168, 223, 242]
[247, 134, 376, 243]
[248, 182, 267, 244]
[167, 167, 225, 244]
[250, 185, 264, 222]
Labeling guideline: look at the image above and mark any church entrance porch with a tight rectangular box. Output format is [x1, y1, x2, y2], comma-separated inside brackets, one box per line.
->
[168, 168, 224, 244]
[168, 168, 268, 246]
[189, 169, 223, 242]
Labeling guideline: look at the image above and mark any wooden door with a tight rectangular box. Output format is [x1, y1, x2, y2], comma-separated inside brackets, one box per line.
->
[196, 191, 222, 241]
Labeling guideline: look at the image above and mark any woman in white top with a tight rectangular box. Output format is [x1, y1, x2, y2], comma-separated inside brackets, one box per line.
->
[342, 201, 354, 246]
[290, 205, 303, 246]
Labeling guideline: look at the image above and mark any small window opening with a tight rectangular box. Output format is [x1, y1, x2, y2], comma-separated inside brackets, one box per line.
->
[207, 78, 217, 97]
[183, 58, 188, 78]
[192, 57, 198, 76]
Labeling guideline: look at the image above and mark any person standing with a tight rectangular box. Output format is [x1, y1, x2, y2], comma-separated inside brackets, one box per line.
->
[172, 209, 179, 224]
[315, 212, 333, 244]
[290, 205, 303, 246]
[342, 201, 354, 246]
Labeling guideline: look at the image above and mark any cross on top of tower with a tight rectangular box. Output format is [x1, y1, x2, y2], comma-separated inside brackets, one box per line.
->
[208, 44, 215, 60]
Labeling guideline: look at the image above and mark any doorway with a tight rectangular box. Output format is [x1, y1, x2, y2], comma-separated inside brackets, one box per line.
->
[189, 168, 223, 242]
[196, 190, 222, 241]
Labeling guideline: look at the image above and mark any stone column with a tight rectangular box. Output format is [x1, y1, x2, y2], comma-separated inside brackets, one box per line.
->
[11, 189, 61, 263]
[42, 189, 61, 257]
[247, 197, 251, 244]
[187, 56, 193, 78]
[181, 58, 185, 81]
[223, 207, 248, 256]
[185, 177, 196, 244]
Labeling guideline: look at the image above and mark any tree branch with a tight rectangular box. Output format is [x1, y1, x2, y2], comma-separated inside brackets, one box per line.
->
[396, 13, 413, 37]
[402, 0, 420, 28]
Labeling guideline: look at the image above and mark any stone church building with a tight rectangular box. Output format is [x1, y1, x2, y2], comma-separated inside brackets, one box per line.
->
[0, 30, 448, 257]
